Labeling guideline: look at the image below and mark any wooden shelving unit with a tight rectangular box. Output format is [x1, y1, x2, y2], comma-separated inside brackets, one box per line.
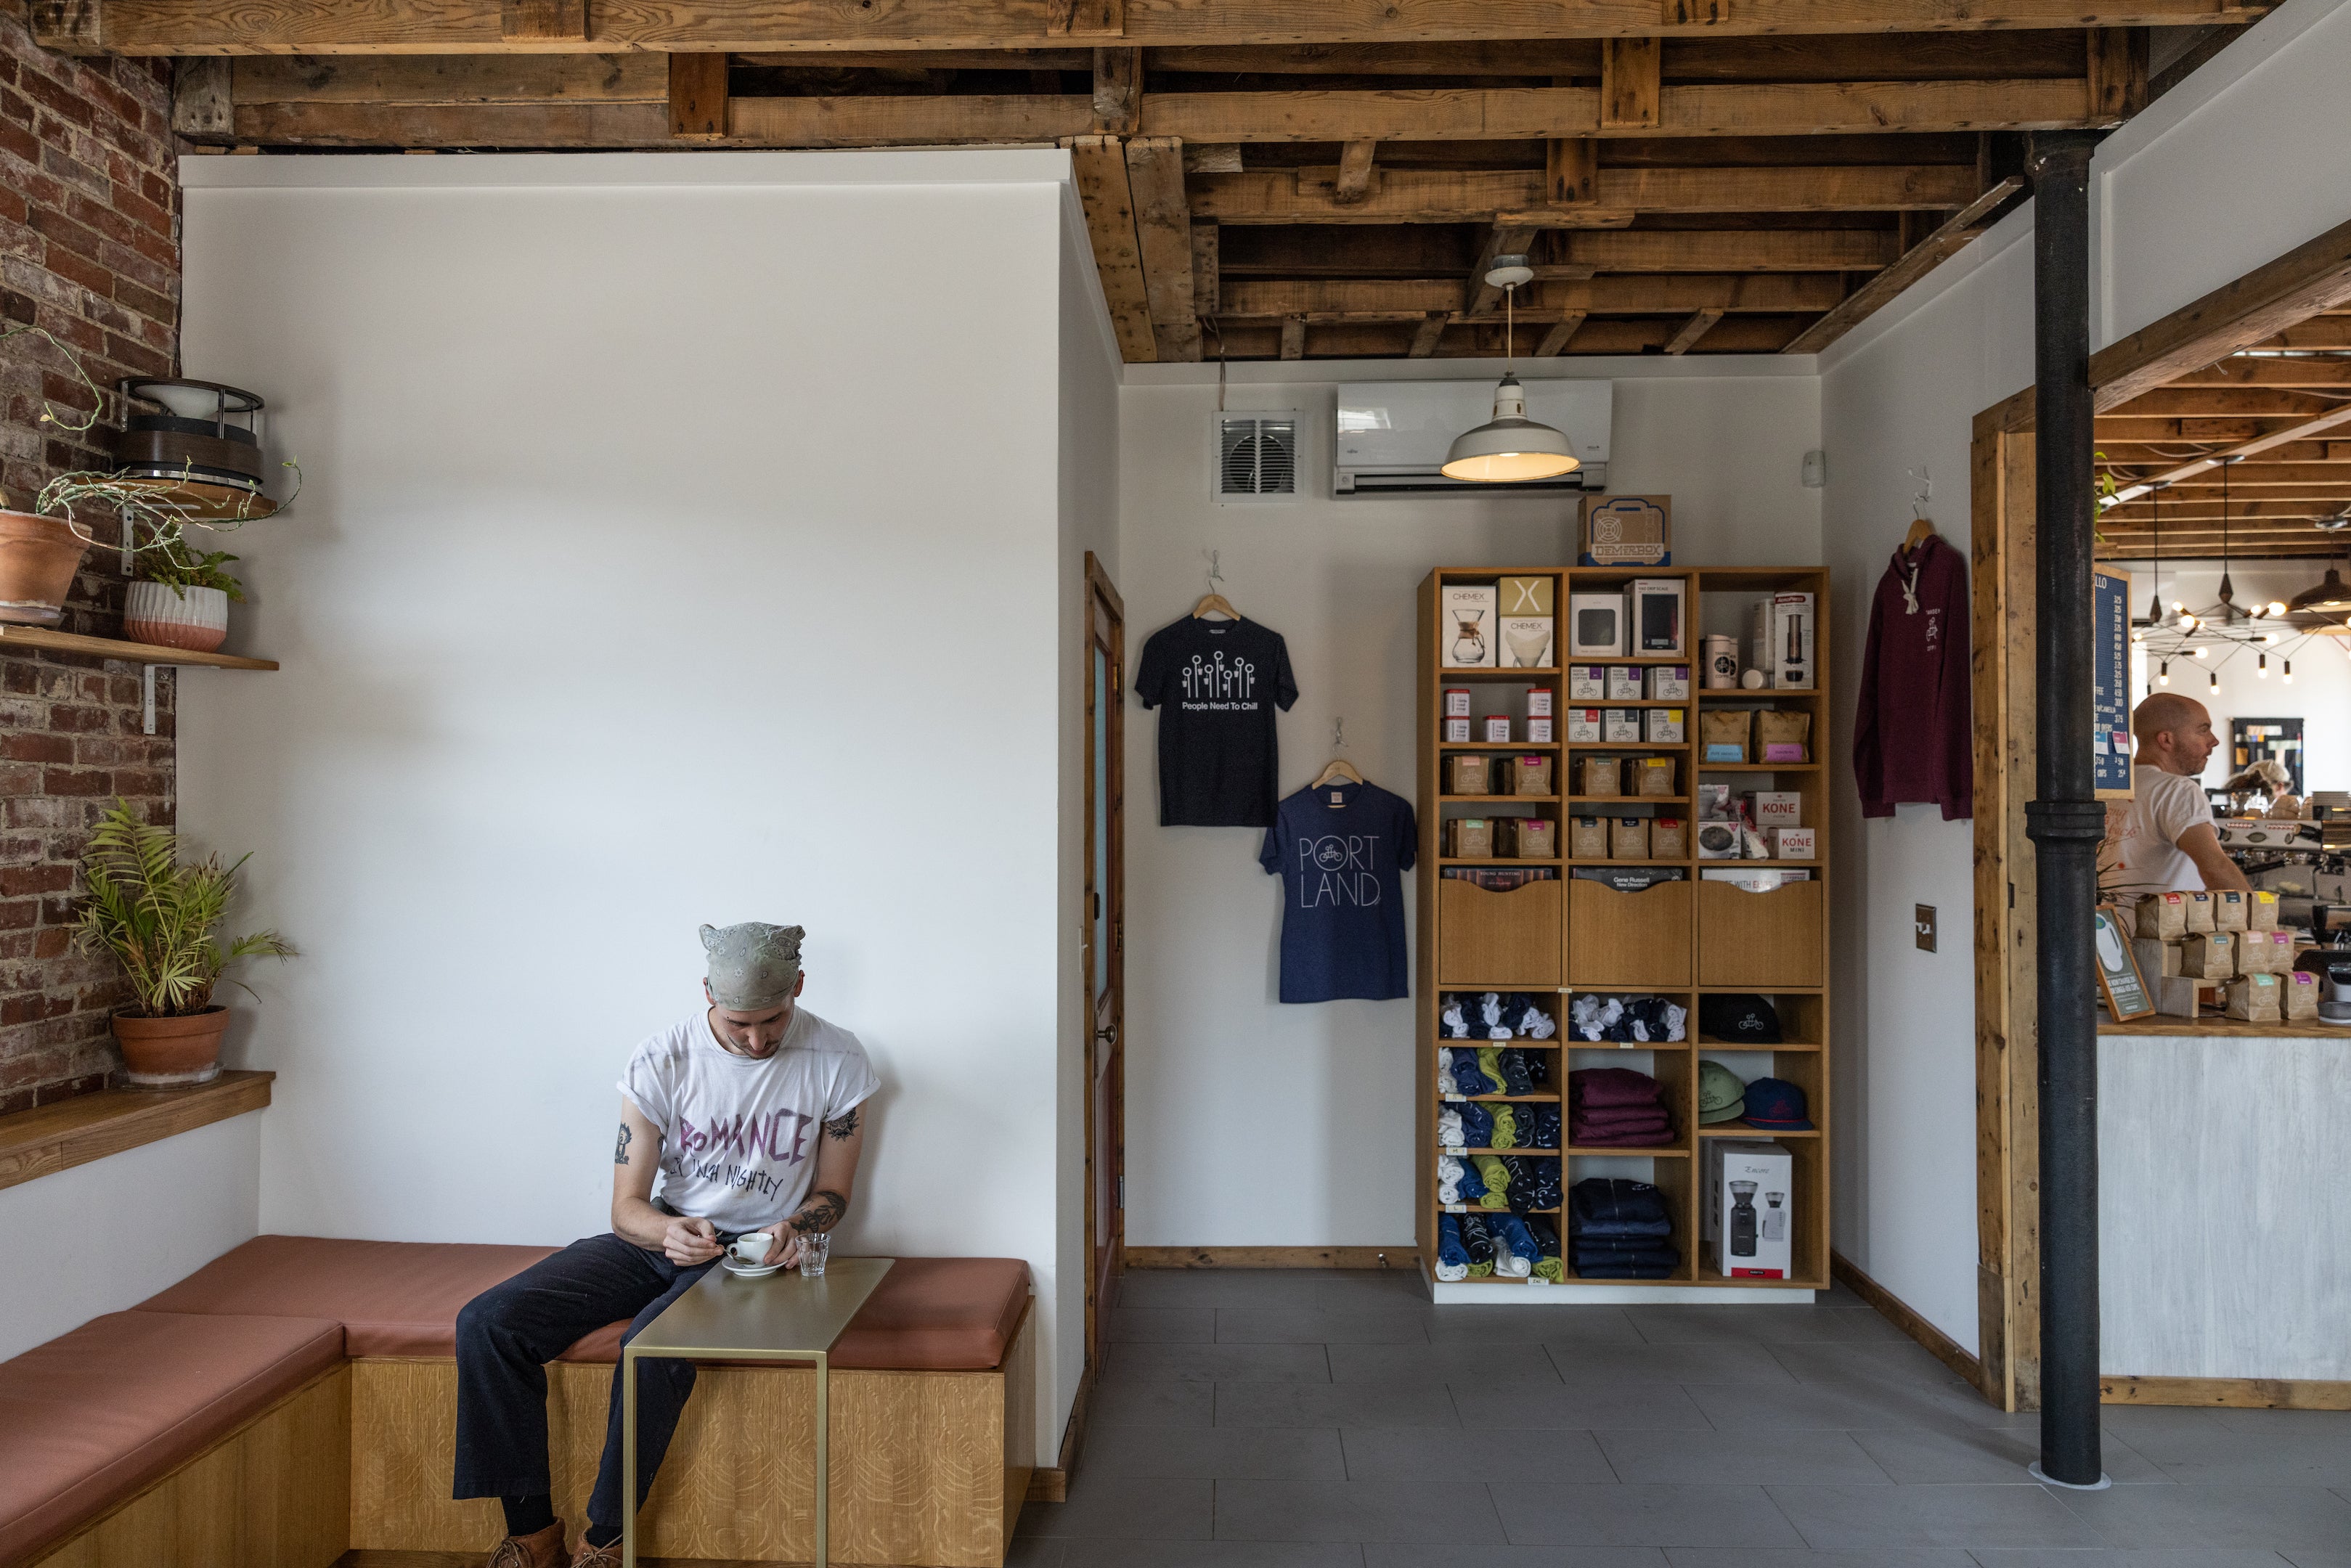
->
[0, 625, 278, 671]
[1414, 563, 1833, 1294]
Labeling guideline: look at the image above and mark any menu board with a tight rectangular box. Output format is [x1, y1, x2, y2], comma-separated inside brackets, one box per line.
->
[2093, 564, 2132, 800]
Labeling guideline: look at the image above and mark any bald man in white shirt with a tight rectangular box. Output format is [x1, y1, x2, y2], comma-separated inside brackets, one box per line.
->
[2104, 693, 2252, 897]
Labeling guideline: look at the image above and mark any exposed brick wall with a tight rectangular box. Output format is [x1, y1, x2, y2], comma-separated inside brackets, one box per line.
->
[0, 6, 180, 1115]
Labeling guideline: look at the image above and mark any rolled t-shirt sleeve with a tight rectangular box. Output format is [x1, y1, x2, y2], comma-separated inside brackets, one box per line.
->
[826, 1050, 883, 1124]
[2151, 774, 2216, 849]
[616, 1048, 674, 1134]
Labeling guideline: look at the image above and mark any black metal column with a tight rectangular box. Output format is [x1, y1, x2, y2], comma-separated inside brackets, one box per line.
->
[2024, 129, 2108, 1490]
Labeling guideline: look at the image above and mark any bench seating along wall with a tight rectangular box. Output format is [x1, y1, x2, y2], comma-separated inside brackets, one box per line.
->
[2, 1239, 1035, 1568]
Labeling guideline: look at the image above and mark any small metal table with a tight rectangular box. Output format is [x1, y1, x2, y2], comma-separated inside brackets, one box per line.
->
[619, 1256, 893, 1568]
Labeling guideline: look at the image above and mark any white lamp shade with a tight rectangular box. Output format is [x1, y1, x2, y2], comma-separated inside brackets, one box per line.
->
[1441, 374, 1581, 483]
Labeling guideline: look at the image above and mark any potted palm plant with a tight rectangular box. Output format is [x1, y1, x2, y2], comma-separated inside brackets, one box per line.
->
[72, 799, 296, 1087]
[124, 542, 243, 653]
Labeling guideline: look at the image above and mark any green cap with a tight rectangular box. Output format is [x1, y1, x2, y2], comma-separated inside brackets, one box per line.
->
[1698, 1060, 1747, 1124]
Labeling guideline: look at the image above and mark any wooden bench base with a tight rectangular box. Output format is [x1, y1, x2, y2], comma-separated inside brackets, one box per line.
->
[354, 1307, 1035, 1567]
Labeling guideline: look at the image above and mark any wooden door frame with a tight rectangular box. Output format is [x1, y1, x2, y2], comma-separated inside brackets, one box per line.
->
[1969, 218, 2351, 1412]
[1080, 550, 1126, 1375]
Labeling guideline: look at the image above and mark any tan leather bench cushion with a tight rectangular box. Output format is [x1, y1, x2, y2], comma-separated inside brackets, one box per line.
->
[139, 1237, 1030, 1370]
[0, 1310, 343, 1567]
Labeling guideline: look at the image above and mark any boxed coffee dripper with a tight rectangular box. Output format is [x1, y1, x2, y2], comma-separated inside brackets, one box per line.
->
[1441, 584, 1499, 668]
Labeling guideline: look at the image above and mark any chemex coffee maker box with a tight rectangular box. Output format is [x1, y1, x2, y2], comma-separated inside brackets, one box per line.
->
[1703, 1139, 1793, 1279]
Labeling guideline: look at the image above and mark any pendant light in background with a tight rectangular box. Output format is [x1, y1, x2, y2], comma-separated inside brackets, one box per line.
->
[1442, 256, 1581, 483]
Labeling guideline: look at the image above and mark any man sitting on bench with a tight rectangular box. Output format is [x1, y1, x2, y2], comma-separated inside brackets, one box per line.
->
[453, 921, 879, 1568]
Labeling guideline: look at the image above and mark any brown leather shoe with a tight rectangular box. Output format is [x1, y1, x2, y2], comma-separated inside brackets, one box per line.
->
[569, 1538, 622, 1568]
[485, 1522, 566, 1568]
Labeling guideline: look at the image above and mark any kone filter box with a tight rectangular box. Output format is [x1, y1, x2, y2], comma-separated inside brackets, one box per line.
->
[1704, 1140, 1793, 1279]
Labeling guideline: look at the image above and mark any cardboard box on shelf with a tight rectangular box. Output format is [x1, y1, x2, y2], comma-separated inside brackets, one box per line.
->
[1700, 866, 1812, 891]
[1603, 709, 1642, 743]
[1580, 756, 1623, 797]
[1441, 584, 1499, 668]
[1652, 817, 1687, 858]
[1697, 783, 1732, 820]
[1631, 578, 1687, 656]
[1500, 616, 1555, 670]
[1610, 817, 1650, 859]
[1647, 665, 1690, 701]
[1568, 666, 1607, 701]
[1644, 707, 1685, 745]
[1445, 717, 1472, 743]
[1445, 818, 1494, 859]
[1696, 818, 1742, 859]
[1771, 827, 1814, 859]
[1566, 709, 1602, 743]
[1743, 791, 1801, 829]
[1499, 574, 1555, 617]
[1580, 494, 1671, 567]
[1635, 758, 1677, 798]
[1568, 592, 1629, 657]
[1570, 817, 1609, 859]
[1748, 592, 1815, 689]
[1446, 754, 1496, 794]
[1605, 666, 1645, 701]
[1704, 1140, 1793, 1279]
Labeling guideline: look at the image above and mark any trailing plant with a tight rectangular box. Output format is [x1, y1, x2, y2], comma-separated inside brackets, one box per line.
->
[72, 799, 295, 1018]
[0, 324, 298, 558]
[143, 539, 246, 603]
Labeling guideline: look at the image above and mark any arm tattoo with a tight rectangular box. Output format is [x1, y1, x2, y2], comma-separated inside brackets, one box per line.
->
[823, 1107, 860, 1141]
[614, 1123, 633, 1166]
[787, 1188, 849, 1236]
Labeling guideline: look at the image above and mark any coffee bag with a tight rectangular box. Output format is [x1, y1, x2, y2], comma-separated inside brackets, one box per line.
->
[2226, 973, 2281, 1022]
[2284, 970, 2321, 1021]
[1699, 709, 1751, 764]
[1570, 817, 1608, 859]
[1650, 817, 1687, 858]
[1754, 709, 1812, 764]
[2211, 889, 2249, 931]
[2181, 891, 2214, 934]
[1580, 756, 1622, 797]
[2250, 891, 2281, 931]
[2180, 932, 2236, 979]
[1446, 754, 1494, 794]
[1445, 818, 1493, 858]
[2137, 891, 2187, 941]
[1636, 757, 1677, 798]
[1611, 817, 1649, 859]
[1514, 754, 1554, 796]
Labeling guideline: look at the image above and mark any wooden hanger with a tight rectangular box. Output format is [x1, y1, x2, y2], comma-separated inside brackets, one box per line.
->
[1312, 758, 1364, 787]
[1902, 515, 1938, 552]
[1193, 592, 1240, 620]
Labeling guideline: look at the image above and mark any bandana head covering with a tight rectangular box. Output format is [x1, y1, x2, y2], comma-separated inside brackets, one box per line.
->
[700, 922, 804, 1010]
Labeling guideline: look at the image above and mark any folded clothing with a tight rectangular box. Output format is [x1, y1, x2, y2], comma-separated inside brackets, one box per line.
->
[1459, 1100, 1494, 1149]
[1502, 1155, 1562, 1213]
[1435, 1214, 1470, 1281]
[1570, 1127, 1674, 1149]
[1472, 1155, 1512, 1208]
[1569, 1066, 1674, 1146]
[1528, 1104, 1561, 1149]
[1567, 994, 1688, 1043]
[1436, 1055, 1456, 1094]
[1438, 1107, 1464, 1148]
[1488, 1103, 1519, 1149]
[1570, 1066, 1665, 1109]
[1459, 1214, 1496, 1275]
[1493, 1047, 1535, 1096]
[1568, 1177, 1675, 1239]
[1525, 1215, 1567, 1283]
[1445, 1048, 1500, 1096]
[1437, 1154, 1487, 1206]
[1576, 1260, 1679, 1280]
[1438, 995, 1472, 1039]
[1489, 1213, 1539, 1278]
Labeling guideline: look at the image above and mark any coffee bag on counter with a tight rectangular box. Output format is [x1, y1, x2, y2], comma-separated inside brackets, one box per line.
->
[2284, 970, 2322, 1021]
[2250, 891, 2281, 931]
[2179, 932, 2236, 980]
[2225, 973, 2281, 1022]
[2211, 889, 2249, 931]
[2136, 891, 2188, 941]
[2181, 891, 2215, 934]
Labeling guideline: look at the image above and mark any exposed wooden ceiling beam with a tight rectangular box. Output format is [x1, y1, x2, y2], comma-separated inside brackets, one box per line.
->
[229, 52, 668, 102]
[44, 1, 2268, 57]
[1663, 306, 1725, 354]
[1280, 317, 1307, 359]
[1189, 163, 1979, 223]
[1332, 139, 1376, 205]
[1093, 45, 1141, 133]
[1208, 312, 1809, 358]
[1218, 273, 1845, 316]
[2095, 404, 2351, 508]
[2169, 359, 2351, 388]
[1126, 135, 1201, 361]
[1780, 174, 2024, 354]
[2089, 214, 2351, 407]
[2098, 389, 2342, 418]
[1536, 311, 1589, 356]
[1069, 134, 1157, 363]
[1565, 229, 1899, 271]
[667, 51, 724, 138]
[1406, 314, 1447, 358]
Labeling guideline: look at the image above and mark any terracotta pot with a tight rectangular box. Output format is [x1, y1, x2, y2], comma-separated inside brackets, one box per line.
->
[124, 581, 229, 652]
[0, 509, 91, 626]
[111, 1005, 231, 1087]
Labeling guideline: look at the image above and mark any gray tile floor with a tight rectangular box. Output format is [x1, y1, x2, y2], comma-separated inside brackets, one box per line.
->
[1011, 1269, 2351, 1568]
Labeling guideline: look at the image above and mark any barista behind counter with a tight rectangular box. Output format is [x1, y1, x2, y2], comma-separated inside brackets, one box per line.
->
[2103, 693, 2252, 899]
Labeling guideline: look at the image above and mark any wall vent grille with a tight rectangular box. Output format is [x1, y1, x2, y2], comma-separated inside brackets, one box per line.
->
[1215, 415, 1297, 499]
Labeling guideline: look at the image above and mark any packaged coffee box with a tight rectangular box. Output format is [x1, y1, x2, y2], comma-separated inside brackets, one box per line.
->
[1644, 707, 1685, 744]
[1636, 757, 1677, 797]
[1570, 817, 1609, 859]
[1526, 714, 1554, 743]
[2284, 970, 2322, 1020]
[1483, 715, 1513, 743]
[1499, 616, 1555, 670]
[1446, 754, 1495, 794]
[1446, 818, 1494, 859]
[1580, 756, 1622, 796]
[1605, 666, 1644, 701]
[1526, 687, 1554, 718]
[1499, 574, 1555, 617]
[1568, 666, 1606, 701]
[1700, 709, 1751, 764]
[1610, 817, 1650, 859]
[2226, 973, 2281, 1022]
[2212, 889, 2248, 931]
[1566, 708, 1602, 743]
[1771, 827, 1814, 859]
[2250, 890, 2281, 931]
[2132, 937, 2182, 979]
[1515, 754, 1554, 796]
[1602, 709, 1642, 743]
[1754, 709, 1812, 764]
[1695, 818, 1741, 859]
[2182, 891, 2215, 934]
[1743, 790, 1801, 828]
[2137, 891, 2188, 940]
[1647, 665, 1690, 701]
[1496, 817, 1556, 859]
[1445, 717, 1472, 743]
[2180, 932, 2236, 979]
[1651, 817, 1687, 857]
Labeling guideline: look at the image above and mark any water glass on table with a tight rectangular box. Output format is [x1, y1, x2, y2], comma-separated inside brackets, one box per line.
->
[799, 1231, 830, 1278]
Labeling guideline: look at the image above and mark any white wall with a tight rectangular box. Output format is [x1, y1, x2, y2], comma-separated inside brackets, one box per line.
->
[1114, 362, 1821, 1246]
[0, 1112, 259, 1360]
[176, 151, 1080, 1460]
[1818, 0, 2351, 1352]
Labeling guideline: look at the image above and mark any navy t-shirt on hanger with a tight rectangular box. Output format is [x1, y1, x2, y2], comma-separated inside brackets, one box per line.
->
[1260, 779, 1417, 1003]
[1135, 615, 1299, 827]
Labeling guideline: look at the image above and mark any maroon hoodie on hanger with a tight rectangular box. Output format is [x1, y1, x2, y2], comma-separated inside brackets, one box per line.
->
[1853, 531, 1973, 820]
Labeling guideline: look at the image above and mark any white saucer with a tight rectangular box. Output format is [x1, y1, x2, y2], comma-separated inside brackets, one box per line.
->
[722, 1258, 784, 1278]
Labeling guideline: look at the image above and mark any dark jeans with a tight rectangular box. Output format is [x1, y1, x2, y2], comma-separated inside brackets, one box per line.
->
[453, 1232, 719, 1532]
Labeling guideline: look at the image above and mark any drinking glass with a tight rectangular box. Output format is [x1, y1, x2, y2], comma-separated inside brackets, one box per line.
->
[799, 1231, 830, 1278]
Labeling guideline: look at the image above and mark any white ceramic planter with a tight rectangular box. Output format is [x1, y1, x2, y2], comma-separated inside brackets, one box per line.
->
[123, 580, 229, 653]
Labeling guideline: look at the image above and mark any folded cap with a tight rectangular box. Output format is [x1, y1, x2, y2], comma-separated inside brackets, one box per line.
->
[1699, 992, 1782, 1044]
[1696, 1060, 1747, 1124]
[700, 921, 805, 1010]
[1741, 1076, 1813, 1130]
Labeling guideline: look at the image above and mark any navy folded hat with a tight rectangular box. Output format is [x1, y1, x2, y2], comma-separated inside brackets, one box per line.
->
[1699, 992, 1782, 1044]
[1741, 1076, 1813, 1130]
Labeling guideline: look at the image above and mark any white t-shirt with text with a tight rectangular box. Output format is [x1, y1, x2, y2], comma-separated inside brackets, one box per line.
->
[2105, 764, 2216, 897]
[617, 1005, 880, 1236]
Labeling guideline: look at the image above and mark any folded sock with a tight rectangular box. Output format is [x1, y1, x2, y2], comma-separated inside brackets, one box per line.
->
[1438, 1108, 1464, 1148]
[1472, 1154, 1512, 1207]
[1459, 1101, 1494, 1148]
[1459, 1214, 1496, 1266]
[1488, 1103, 1518, 1149]
[1435, 1214, 1470, 1281]
[1439, 996, 1471, 1038]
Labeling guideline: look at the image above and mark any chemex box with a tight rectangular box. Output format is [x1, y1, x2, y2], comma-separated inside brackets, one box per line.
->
[1440, 583, 1499, 667]
[1579, 494, 1671, 567]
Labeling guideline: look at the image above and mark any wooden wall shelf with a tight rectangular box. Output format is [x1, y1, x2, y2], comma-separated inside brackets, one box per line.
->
[1417, 564, 1833, 1294]
[0, 1070, 274, 1193]
[0, 625, 279, 670]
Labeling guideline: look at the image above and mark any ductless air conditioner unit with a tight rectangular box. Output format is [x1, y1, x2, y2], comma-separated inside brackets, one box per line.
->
[1334, 380, 1610, 496]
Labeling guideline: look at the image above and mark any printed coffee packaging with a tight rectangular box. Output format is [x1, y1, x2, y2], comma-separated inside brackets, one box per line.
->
[1611, 817, 1650, 859]
[1496, 816, 1555, 858]
[1651, 817, 1687, 858]
[1570, 816, 1609, 859]
[2284, 970, 2321, 1021]
[1605, 666, 1645, 701]
[2137, 891, 2187, 940]
[1636, 757, 1677, 798]
[2180, 932, 2236, 980]
[1754, 709, 1812, 764]
[2212, 889, 2248, 931]
[2250, 890, 2281, 931]
[1568, 666, 1606, 701]
[2226, 973, 2281, 1023]
[2245, 929, 2295, 974]
[1445, 818, 1494, 858]
[1581, 756, 1623, 796]
[2182, 891, 2215, 934]
[1515, 754, 1554, 796]
[1700, 708, 1751, 764]
[1566, 708, 1602, 743]
[1446, 754, 1494, 794]
[1602, 708, 1642, 743]
[2132, 937, 2182, 979]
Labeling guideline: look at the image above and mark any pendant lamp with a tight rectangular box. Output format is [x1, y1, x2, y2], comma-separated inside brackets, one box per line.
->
[1441, 256, 1581, 483]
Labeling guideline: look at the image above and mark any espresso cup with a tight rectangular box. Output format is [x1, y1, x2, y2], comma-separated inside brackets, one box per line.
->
[729, 1233, 773, 1266]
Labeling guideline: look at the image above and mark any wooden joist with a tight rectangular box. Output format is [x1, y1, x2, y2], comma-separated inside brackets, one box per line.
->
[1279, 316, 1306, 359]
[41, 1, 2268, 56]
[1213, 312, 1810, 359]
[1125, 135, 1201, 362]
[1218, 273, 1846, 317]
[667, 52, 725, 139]
[2090, 216, 2351, 407]
[1092, 46, 1140, 133]
[230, 51, 667, 102]
[1189, 163, 1981, 224]
[1069, 134, 1157, 363]
[1406, 315, 1448, 358]
[1332, 139, 1376, 205]
[499, 0, 584, 43]
[1536, 312, 1589, 356]
[1564, 229, 1899, 272]
[1780, 175, 2024, 354]
[1663, 306, 1726, 354]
